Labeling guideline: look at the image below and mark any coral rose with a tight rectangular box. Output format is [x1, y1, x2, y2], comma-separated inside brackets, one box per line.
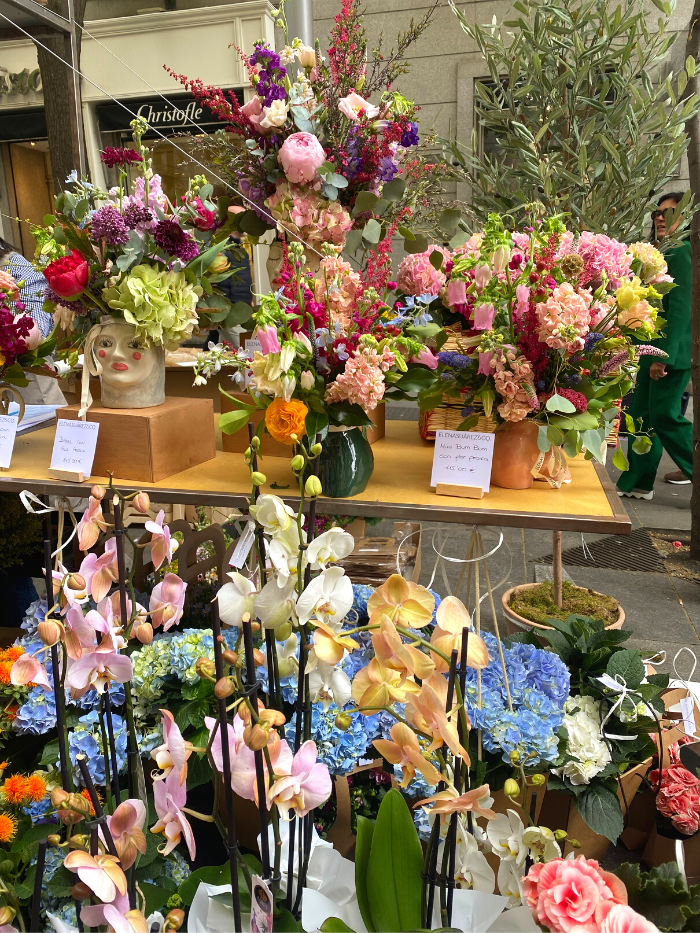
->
[523, 856, 627, 933]
[278, 132, 327, 185]
[595, 902, 659, 933]
[44, 250, 89, 299]
[265, 397, 308, 445]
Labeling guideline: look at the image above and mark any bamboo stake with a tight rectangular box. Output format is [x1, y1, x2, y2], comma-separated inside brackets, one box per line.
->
[553, 530, 563, 609]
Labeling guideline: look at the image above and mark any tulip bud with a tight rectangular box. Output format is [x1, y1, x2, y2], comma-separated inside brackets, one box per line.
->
[133, 491, 151, 514]
[251, 471, 266, 486]
[0, 907, 15, 926]
[290, 454, 305, 471]
[165, 909, 186, 931]
[335, 712, 352, 731]
[67, 573, 86, 591]
[276, 622, 293, 641]
[251, 435, 261, 449]
[222, 649, 238, 666]
[195, 657, 216, 679]
[305, 475, 322, 497]
[71, 882, 93, 900]
[134, 622, 154, 645]
[531, 773, 546, 786]
[504, 778, 520, 798]
[207, 254, 230, 275]
[214, 677, 235, 699]
[310, 443, 322, 456]
[90, 485, 106, 500]
[253, 648, 266, 666]
[47, 834, 62, 846]
[554, 829, 568, 841]
[38, 618, 62, 647]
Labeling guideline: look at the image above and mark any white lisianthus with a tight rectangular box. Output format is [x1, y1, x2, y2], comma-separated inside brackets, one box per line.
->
[249, 494, 296, 535]
[296, 566, 353, 625]
[553, 696, 612, 785]
[279, 344, 295, 373]
[486, 809, 526, 865]
[261, 99, 289, 128]
[216, 571, 256, 627]
[307, 528, 355, 570]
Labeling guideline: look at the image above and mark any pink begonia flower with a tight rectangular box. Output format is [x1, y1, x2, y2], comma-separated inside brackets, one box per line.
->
[144, 510, 173, 571]
[149, 573, 187, 632]
[473, 303, 496, 330]
[16, 315, 42, 350]
[278, 132, 326, 185]
[338, 91, 380, 121]
[266, 740, 332, 818]
[257, 323, 281, 355]
[410, 348, 438, 370]
[595, 901, 659, 933]
[80, 537, 119, 603]
[63, 850, 128, 903]
[106, 799, 147, 869]
[152, 709, 192, 783]
[515, 284, 530, 319]
[64, 634, 133, 695]
[477, 352, 494, 375]
[77, 496, 107, 551]
[151, 768, 196, 859]
[447, 279, 467, 306]
[10, 653, 50, 690]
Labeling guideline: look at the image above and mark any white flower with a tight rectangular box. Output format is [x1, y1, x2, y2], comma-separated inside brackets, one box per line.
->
[268, 523, 307, 584]
[454, 827, 495, 894]
[261, 99, 289, 128]
[216, 572, 257, 627]
[300, 370, 315, 391]
[249, 494, 296, 536]
[522, 825, 561, 863]
[255, 576, 297, 630]
[486, 809, 526, 865]
[296, 566, 353, 625]
[296, 43, 316, 68]
[308, 661, 351, 711]
[307, 528, 355, 570]
[280, 373, 296, 401]
[280, 344, 295, 373]
[552, 696, 612, 785]
[272, 632, 299, 679]
[497, 858, 525, 908]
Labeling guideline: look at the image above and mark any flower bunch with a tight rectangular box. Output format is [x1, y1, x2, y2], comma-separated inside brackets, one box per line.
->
[649, 740, 700, 835]
[0, 269, 54, 384]
[552, 696, 612, 786]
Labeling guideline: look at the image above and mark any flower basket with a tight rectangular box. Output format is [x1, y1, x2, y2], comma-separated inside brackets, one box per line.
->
[502, 583, 625, 646]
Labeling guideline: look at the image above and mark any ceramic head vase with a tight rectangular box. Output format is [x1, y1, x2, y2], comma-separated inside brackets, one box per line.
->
[91, 319, 165, 409]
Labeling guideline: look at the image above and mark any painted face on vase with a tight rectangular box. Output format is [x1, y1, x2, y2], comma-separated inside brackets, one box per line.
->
[97, 322, 156, 388]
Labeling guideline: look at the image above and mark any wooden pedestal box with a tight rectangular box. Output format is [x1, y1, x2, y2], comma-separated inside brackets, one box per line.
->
[56, 398, 216, 483]
[220, 392, 386, 457]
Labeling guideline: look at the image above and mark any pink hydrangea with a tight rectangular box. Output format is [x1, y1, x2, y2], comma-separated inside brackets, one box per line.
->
[278, 132, 327, 185]
[576, 232, 632, 287]
[396, 247, 451, 296]
[314, 255, 362, 326]
[267, 181, 352, 249]
[324, 346, 394, 410]
[537, 282, 591, 350]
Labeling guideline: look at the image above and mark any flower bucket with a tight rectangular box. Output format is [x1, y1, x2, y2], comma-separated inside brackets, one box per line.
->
[319, 426, 374, 498]
[502, 583, 625, 646]
[491, 420, 541, 489]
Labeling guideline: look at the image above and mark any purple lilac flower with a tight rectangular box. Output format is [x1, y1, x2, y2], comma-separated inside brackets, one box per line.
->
[461, 406, 475, 417]
[400, 122, 419, 147]
[378, 157, 399, 183]
[123, 203, 154, 230]
[153, 218, 200, 262]
[583, 332, 605, 352]
[250, 43, 288, 107]
[438, 350, 471, 370]
[90, 205, 129, 245]
[345, 127, 363, 180]
[636, 345, 669, 357]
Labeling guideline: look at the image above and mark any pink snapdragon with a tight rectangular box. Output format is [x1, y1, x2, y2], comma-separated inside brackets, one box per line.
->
[325, 346, 391, 410]
[266, 740, 332, 818]
[278, 132, 327, 184]
[149, 573, 187, 631]
[536, 283, 591, 350]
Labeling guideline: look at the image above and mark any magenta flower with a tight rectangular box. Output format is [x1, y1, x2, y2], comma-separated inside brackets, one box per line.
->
[152, 709, 192, 783]
[64, 635, 133, 695]
[257, 323, 281, 355]
[149, 573, 187, 631]
[267, 740, 332, 818]
[473, 302, 496, 330]
[80, 537, 119, 603]
[447, 279, 467, 306]
[144, 510, 173, 570]
[477, 352, 494, 375]
[151, 768, 196, 859]
[410, 347, 438, 370]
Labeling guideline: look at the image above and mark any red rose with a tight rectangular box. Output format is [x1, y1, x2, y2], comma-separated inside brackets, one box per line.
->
[45, 250, 89, 299]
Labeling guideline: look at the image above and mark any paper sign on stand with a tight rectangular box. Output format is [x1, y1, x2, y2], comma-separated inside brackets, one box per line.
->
[430, 429, 495, 499]
[48, 419, 100, 482]
[0, 415, 18, 470]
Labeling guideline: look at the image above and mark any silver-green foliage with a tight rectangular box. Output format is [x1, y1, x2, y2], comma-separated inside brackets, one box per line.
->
[442, 0, 700, 240]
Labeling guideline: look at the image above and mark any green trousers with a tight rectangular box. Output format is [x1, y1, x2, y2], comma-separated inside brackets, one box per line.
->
[616, 359, 693, 492]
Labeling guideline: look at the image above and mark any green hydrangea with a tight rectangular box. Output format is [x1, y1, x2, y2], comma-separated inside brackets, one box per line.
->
[103, 265, 202, 348]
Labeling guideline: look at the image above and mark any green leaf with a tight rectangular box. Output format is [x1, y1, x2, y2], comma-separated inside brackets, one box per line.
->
[327, 401, 375, 428]
[179, 862, 231, 907]
[381, 178, 407, 201]
[582, 429, 605, 462]
[577, 783, 624, 842]
[224, 301, 255, 328]
[237, 210, 272, 237]
[11, 823, 51, 853]
[563, 430, 580, 459]
[569, 411, 600, 430]
[320, 921, 356, 933]
[537, 425, 551, 452]
[344, 229, 363, 254]
[396, 367, 437, 392]
[47, 865, 74, 898]
[140, 880, 171, 917]
[275, 907, 304, 931]
[305, 410, 329, 441]
[355, 816, 376, 933]
[352, 191, 380, 216]
[606, 649, 645, 689]
[457, 414, 480, 431]
[632, 435, 653, 455]
[612, 446, 629, 471]
[438, 208, 462, 233]
[39, 737, 60, 767]
[546, 393, 577, 413]
[403, 234, 429, 254]
[366, 788, 422, 932]
[548, 415, 574, 430]
[362, 219, 382, 244]
[429, 249, 444, 270]
[219, 408, 254, 435]
[547, 425, 564, 446]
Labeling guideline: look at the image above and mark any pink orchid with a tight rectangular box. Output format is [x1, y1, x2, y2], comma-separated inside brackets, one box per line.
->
[50, 562, 87, 615]
[257, 323, 281, 355]
[149, 573, 187, 631]
[64, 635, 133, 695]
[82, 895, 148, 933]
[267, 740, 332, 818]
[64, 605, 103, 660]
[106, 799, 147, 869]
[77, 496, 108, 552]
[410, 348, 438, 370]
[10, 653, 50, 690]
[80, 538, 119, 603]
[447, 279, 467, 306]
[152, 709, 192, 783]
[63, 850, 128, 903]
[144, 510, 173, 570]
[474, 302, 496, 330]
[515, 284, 530, 319]
[151, 768, 196, 859]
[477, 351, 494, 375]
[98, 591, 146, 638]
[205, 714, 246, 774]
[231, 731, 293, 806]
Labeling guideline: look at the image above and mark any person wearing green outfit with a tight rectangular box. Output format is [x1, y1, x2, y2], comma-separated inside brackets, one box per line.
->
[617, 193, 693, 500]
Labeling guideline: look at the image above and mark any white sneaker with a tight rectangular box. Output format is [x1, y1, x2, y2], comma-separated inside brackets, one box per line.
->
[617, 488, 654, 500]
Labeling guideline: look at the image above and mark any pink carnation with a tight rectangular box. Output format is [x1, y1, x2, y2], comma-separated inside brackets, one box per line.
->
[396, 247, 451, 296]
[577, 232, 632, 288]
[278, 132, 327, 185]
[324, 346, 393, 410]
[537, 282, 591, 350]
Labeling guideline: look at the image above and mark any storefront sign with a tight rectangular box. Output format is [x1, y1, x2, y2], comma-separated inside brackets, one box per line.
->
[96, 90, 243, 137]
[0, 67, 42, 97]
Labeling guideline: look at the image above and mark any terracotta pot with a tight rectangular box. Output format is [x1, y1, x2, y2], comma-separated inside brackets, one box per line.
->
[502, 583, 625, 646]
[491, 420, 541, 489]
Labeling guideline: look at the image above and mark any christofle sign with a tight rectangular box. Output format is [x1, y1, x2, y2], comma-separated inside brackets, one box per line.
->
[96, 90, 243, 137]
[135, 99, 203, 127]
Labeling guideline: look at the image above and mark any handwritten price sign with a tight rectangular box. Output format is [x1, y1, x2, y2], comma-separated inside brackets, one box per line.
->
[0, 415, 18, 469]
[50, 419, 100, 477]
[430, 429, 495, 493]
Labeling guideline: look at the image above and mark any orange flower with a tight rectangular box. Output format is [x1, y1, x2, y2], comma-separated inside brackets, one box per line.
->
[415, 784, 496, 821]
[80, 787, 99, 816]
[312, 621, 359, 666]
[4, 647, 23, 663]
[367, 574, 435, 629]
[0, 662, 12, 686]
[25, 774, 47, 802]
[373, 723, 443, 788]
[5, 707, 17, 723]
[372, 615, 434, 681]
[0, 812, 17, 843]
[430, 596, 490, 674]
[2, 775, 28, 805]
[405, 673, 470, 761]
[264, 397, 308, 445]
[351, 658, 421, 711]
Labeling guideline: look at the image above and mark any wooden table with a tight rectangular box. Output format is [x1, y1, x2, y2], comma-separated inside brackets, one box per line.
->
[0, 419, 630, 534]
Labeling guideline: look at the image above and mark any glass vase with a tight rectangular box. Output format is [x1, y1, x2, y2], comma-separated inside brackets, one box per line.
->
[319, 427, 374, 498]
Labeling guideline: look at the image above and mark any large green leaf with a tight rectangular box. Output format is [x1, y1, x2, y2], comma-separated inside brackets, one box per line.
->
[320, 920, 356, 933]
[327, 402, 375, 428]
[306, 410, 329, 442]
[606, 648, 644, 689]
[576, 783, 624, 843]
[546, 393, 577, 413]
[381, 178, 407, 201]
[366, 788, 423, 932]
[615, 861, 700, 931]
[219, 409, 254, 435]
[179, 862, 231, 906]
[355, 816, 376, 933]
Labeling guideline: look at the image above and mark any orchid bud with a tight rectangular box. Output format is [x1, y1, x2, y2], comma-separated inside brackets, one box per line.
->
[133, 492, 151, 514]
[251, 621, 260, 632]
[276, 622, 293, 641]
[251, 471, 266, 486]
[90, 485, 106, 500]
[251, 436, 261, 449]
[214, 677, 235, 699]
[531, 773, 546, 786]
[245, 723, 270, 751]
[508, 750, 520, 763]
[554, 829, 568, 841]
[195, 658, 216, 679]
[569, 839, 581, 849]
[253, 648, 265, 667]
[310, 443, 322, 456]
[67, 573, 86, 591]
[290, 454, 305, 471]
[164, 909, 186, 931]
[305, 476, 322, 497]
[244, 447, 252, 459]
[222, 649, 238, 665]
[68, 834, 90, 849]
[134, 622, 154, 645]
[504, 778, 520, 798]
[71, 882, 93, 900]
[47, 834, 62, 846]
[0, 907, 15, 926]
[37, 618, 62, 647]
[492, 244, 511, 273]
[335, 712, 352, 731]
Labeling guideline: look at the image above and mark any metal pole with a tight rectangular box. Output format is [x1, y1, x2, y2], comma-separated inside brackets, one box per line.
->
[285, 0, 313, 48]
[552, 530, 563, 609]
[64, 0, 87, 177]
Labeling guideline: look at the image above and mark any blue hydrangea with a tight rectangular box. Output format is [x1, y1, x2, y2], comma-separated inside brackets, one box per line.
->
[285, 704, 382, 775]
[21, 598, 47, 635]
[69, 681, 125, 712]
[413, 805, 432, 842]
[68, 710, 128, 786]
[394, 764, 436, 801]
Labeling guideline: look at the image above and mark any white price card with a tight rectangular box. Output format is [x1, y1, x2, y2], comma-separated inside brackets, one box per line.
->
[0, 415, 18, 469]
[430, 429, 495, 493]
[50, 419, 100, 476]
[244, 338, 262, 358]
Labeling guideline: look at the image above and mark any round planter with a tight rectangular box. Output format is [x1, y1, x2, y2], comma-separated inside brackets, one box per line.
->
[319, 426, 374, 498]
[502, 582, 625, 646]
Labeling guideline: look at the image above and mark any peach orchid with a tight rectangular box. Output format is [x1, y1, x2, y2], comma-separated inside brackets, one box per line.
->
[10, 653, 50, 690]
[351, 657, 421, 711]
[405, 672, 470, 761]
[430, 596, 490, 674]
[415, 784, 497, 821]
[80, 538, 119, 603]
[372, 614, 435, 681]
[151, 709, 193, 783]
[63, 850, 128, 903]
[373, 722, 443, 788]
[367, 573, 434, 629]
[77, 496, 108, 552]
[106, 799, 147, 869]
[144, 510, 175, 570]
[312, 620, 359, 666]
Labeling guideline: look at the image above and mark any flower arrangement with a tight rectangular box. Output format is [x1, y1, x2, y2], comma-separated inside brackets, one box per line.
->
[0, 269, 57, 395]
[649, 739, 700, 836]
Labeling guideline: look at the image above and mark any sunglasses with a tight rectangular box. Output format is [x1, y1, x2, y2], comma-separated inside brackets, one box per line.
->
[652, 207, 676, 220]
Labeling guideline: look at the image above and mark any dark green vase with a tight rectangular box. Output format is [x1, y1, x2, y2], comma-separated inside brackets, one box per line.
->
[319, 427, 374, 498]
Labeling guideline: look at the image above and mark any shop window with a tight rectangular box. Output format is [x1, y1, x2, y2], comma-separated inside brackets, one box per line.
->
[1, 139, 54, 257]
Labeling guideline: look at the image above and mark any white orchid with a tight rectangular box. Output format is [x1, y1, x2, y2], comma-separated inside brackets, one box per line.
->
[270, 632, 299, 679]
[267, 523, 307, 584]
[308, 660, 352, 712]
[307, 528, 355, 570]
[296, 566, 353, 626]
[486, 809, 527, 865]
[497, 858, 525, 908]
[216, 572, 257, 627]
[453, 826, 495, 894]
[249, 494, 297, 536]
[255, 577, 297, 631]
[522, 825, 561, 863]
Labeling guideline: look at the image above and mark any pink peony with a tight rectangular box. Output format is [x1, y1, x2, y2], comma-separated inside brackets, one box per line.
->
[396, 247, 450, 297]
[537, 282, 591, 351]
[278, 132, 327, 185]
[338, 92, 379, 121]
[595, 902, 659, 933]
[523, 857, 628, 933]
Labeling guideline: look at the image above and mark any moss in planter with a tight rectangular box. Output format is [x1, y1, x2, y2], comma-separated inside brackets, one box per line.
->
[509, 580, 619, 627]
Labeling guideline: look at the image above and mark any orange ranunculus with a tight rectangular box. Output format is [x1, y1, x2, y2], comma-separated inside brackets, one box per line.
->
[265, 397, 308, 445]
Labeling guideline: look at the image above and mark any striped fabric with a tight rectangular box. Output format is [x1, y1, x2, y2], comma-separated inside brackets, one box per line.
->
[2, 252, 53, 337]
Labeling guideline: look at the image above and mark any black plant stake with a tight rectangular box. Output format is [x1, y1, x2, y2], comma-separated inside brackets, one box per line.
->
[45, 539, 70, 791]
[210, 602, 243, 933]
[447, 629, 470, 926]
[76, 755, 119, 859]
[241, 615, 271, 879]
[30, 838, 47, 933]
[103, 690, 121, 804]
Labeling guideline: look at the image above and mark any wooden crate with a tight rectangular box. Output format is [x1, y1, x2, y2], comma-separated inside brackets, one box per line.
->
[56, 398, 216, 483]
